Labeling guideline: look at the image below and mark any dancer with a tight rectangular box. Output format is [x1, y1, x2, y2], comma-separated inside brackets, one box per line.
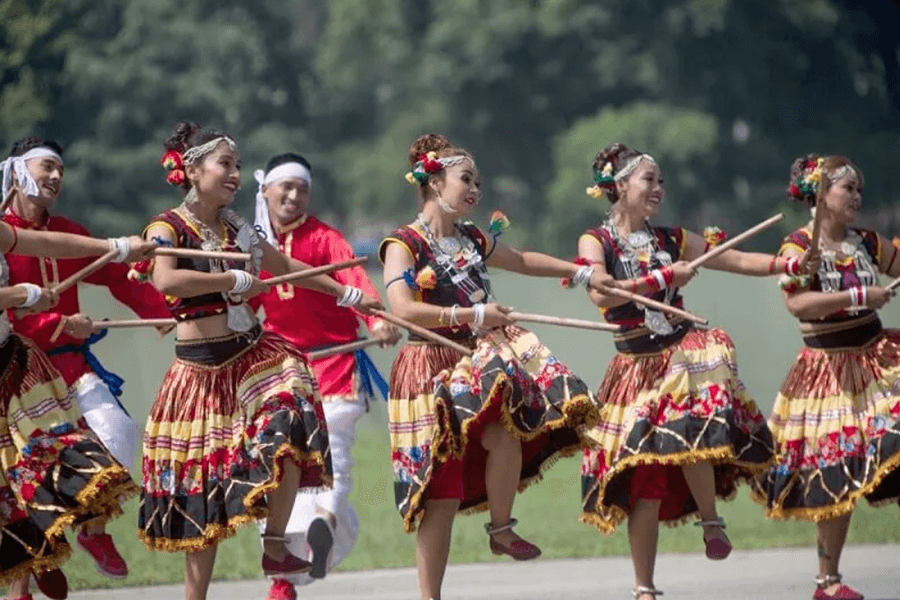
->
[251, 152, 400, 600]
[576, 143, 815, 600]
[381, 133, 607, 600]
[752, 154, 899, 600]
[135, 122, 382, 600]
[2, 136, 171, 582]
[0, 146, 156, 600]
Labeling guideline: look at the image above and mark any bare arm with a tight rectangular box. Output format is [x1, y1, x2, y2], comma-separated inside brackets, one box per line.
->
[486, 241, 581, 278]
[146, 224, 237, 298]
[0, 220, 113, 258]
[877, 234, 900, 279]
[681, 230, 784, 275]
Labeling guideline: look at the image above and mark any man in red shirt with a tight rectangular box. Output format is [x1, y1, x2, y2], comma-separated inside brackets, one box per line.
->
[3, 136, 171, 582]
[253, 153, 400, 600]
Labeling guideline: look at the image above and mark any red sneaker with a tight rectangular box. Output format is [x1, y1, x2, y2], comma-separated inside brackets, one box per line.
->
[266, 579, 297, 600]
[34, 567, 68, 599]
[76, 531, 128, 579]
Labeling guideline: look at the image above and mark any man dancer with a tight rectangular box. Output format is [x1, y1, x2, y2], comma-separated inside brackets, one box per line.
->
[1, 136, 170, 582]
[253, 153, 400, 600]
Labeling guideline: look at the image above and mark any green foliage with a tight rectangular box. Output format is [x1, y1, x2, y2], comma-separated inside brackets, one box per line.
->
[0, 0, 897, 253]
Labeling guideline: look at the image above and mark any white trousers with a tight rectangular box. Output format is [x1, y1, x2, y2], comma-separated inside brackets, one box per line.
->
[71, 373, 140, 470]
[259, 398, 365, 586]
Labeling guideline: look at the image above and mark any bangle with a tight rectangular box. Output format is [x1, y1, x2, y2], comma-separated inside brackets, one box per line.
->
[784, 257, 801, 276]
[649, 269, 666, 290]
[849, 286, 866, 310]
[768, 256, 778, 274]
[472, 303, 486, 327]
[572, 265, 594, 288]
[107, 237, 131, 262]
[449, 304, 460, 327]
[337, 285, 363, 307]
[660, 266, 674, 287]
[17, 283, 42, 308]
[439, 307, 448, 326]
[228, 269, 253, 295]
[8, 224, 18, 254]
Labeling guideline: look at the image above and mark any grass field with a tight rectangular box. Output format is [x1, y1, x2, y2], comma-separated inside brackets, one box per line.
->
[40, 268, 900, 589]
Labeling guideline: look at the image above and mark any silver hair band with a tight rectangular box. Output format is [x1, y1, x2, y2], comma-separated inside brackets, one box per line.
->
[182, 136, 236, 165]
[614, 154, 656, 181]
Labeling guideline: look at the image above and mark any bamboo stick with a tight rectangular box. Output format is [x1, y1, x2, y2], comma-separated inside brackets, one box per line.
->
[374, 310, 473, 356]
[688, 213, 785, 270]
[55, 250, 119, 294]
[263, 257, 368, 287]
[599, 285, 708, 325]
[307, 338, 382, 360]
[809, 182, 825, 255]
[91, 318, 177, 331]
[508, 311, 620, 332]
[886, 276, 900, 292]
[155, 247, 252, 262]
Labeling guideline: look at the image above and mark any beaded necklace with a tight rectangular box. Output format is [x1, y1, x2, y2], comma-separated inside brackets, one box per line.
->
[413, 214, 493, 303]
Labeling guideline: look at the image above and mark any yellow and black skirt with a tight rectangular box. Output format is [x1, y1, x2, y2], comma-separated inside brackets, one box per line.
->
[389, 325, 598, 533]
[752, 314, 900, 521]
[581, 325, 774, 533]
[0, 334, 137, 586]
[139, 327, 332, 552]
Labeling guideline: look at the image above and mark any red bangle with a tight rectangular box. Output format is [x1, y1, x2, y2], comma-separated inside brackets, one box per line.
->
[8, 224, 18, 254]
[660, 266, 674, 286]
[768, 256, 778, 274]
[784, 257, 801, 276]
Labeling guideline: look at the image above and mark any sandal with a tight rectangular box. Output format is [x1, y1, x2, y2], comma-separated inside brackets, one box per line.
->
[485, 518, 541, 561]
[633, 586, 663, 599]
[694, 517, 731, 560]
[260, 534, 311, 577]
[813, 574, 864, 600]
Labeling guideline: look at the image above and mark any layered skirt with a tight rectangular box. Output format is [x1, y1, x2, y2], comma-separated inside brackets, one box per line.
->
[751, 324, 900, 521]
[0, 334, 137, 585]
[581, 327, 774, 533]
[389, 325, 598, 532]
[139, 328, 332, 552]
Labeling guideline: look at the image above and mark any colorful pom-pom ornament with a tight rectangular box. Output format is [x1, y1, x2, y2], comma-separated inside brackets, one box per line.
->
[166, 169, 186, 186]
[779, 274, 811, 293]
[489, 211, 510, 236]
[415, 266, 438, 290]
[405, 151, 446, 186]
[160, 150, 184, 170]
[703, 226, 727, 248]
[586, 185, 606, 200]
[796, 156, 825, 199]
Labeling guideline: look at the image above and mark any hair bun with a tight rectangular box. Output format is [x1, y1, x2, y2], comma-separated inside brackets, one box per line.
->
[164, 121, 200, 152]
[593, 143, 631, 173]
[408, 133, 454, 166]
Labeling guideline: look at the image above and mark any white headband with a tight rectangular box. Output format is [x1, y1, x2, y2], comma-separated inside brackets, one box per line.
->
[253, 162, 312, 242]
[614, 154, 656, 181]
[0, 147, 64, 199]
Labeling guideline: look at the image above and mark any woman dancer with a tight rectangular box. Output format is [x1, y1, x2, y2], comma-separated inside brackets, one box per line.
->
[577, 143, 814, 600]
[134, 122, 381, 600]
[752, 154, 899, 600]
[381, 133, 607, 600]
[0, 149, 154, 600]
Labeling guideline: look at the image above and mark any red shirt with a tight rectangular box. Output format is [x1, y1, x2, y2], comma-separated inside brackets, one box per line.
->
[257, 215, 383, 398]
[3, 211, 170, 386]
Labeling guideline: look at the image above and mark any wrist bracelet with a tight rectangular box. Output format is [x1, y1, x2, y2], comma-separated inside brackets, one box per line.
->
[17, 283, 42, 308]
[449, 304, 460, 327]
[849, 286, 866, 310]
[107, 237, 131, 262]
[784, 257, 801, 276]
[336, 285, 363, 307]
[472, 302, 486, 327]
[768, 256, 778, 275]
[439, 307, 448, 326]
[227, 270, 253, 295]
[572, 265, 594, 288]
[649, 269, 666, 291]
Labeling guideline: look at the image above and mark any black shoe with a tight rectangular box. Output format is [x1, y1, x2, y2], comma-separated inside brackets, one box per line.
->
[307, 517, 334, 579]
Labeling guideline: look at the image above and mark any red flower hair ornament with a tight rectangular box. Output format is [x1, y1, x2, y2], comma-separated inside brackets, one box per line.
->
[160, 150, 187, 187]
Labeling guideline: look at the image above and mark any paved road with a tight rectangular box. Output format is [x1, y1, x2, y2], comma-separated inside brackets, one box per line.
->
[71, 544, 899, 600]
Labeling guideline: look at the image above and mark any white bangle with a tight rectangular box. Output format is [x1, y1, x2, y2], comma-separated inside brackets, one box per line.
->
[336, 286, 363, 307]
[449, 304, 460, 326]
[572, 265, 594, 288]
[472, 302, 486, 327]
[860, 285, 868, 308]
[650, 269, 667, 290]
[228, 269, 253, 295]
[107, 237, 131, 262]
[17, 283, 42, 308]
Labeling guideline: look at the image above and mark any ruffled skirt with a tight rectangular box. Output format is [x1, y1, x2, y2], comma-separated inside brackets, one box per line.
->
[389, 325, 598, 532]
[751, 329, 900, 521]
[581, 328, 774, 533]
[0, 334, 136, 585]
[139, 331, 332, 552]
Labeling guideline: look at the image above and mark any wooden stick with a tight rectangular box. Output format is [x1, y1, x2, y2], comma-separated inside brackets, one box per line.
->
[374, 310, 473, 356]
[688, 213, 785, 270]
[155, 247, 252, 262]
[508, 311, 620, 332]
[809, 182, 825, 255]
[307, 338, 382, 360]
[0, 185, 16, 213]
[91, 318, 177, 331]
[263, 257, 368, 287]
[57, 250, 119, 294]
[599, 285, 708, 325]
[886, 276, 900, 292]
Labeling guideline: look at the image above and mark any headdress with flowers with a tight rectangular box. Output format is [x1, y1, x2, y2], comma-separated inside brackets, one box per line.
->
[788, 156, 825, 202]
[586, 161, 615, 200]
[160, 149, 186, 186]
[405, 151, 447, 186]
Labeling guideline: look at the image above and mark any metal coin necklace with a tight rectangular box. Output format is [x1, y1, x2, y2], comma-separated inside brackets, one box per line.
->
[414, 213, 491, 303]
[603, 218, 674, 335]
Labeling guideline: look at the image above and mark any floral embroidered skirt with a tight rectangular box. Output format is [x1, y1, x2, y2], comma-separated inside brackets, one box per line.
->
[0, 334, 137, 585]
[751, 330, 900, 521]
[580, 328, 774, 533]
[139, 329, 332, 552]
[389, 325, 598, 533]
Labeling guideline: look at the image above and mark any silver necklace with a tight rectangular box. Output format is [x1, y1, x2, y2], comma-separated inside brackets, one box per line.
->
[414, 214, 491, 303]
